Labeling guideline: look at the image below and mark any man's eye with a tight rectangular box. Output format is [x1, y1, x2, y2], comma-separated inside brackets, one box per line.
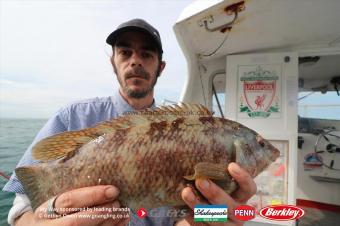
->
[142, 52, 153, 59]
[120, 50, 131, 56]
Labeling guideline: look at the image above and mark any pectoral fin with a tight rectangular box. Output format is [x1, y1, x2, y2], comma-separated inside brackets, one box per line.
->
[33, 131, 92, 161]
[183, 162, 230, 181]
[32, 124, 115, 161]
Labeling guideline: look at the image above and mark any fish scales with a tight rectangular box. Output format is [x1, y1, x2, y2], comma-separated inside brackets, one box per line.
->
[15, 104, 279, 211]
[78, 120, 226, 208]
[103, 116, 233, 208]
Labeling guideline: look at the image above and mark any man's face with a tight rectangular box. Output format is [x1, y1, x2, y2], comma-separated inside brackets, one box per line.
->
[112, 31, 164, 99]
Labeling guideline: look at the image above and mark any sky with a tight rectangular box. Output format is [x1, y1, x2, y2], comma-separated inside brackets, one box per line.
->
[0, 0, 195, 118]
[1, 0, 339, 120]
[298, 91, 340, 120]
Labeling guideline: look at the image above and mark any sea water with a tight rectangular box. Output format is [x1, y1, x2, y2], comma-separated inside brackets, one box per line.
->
[0, 118, 47, 226]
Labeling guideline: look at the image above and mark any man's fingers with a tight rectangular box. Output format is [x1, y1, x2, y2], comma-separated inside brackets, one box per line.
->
[100, 218, 127, 226]
[53, 201, 121, 226]
[228, 163, 257, 203]
[195, 179, 235, 206]
[195, 179, 240, 223]
[54, 185, 119, 215]
[117, 217, 131, 226]
[181, 187, 208, 210]
[181, 217, 209, 226]
[100, 217, 130, 226]
[35, 185, 119, 219]
[181, 187, 211, 225]
[100, 204, 130, 226]
[180, 164, 256, 225]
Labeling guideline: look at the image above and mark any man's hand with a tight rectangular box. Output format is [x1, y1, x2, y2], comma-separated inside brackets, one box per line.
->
[177, 163, 257, 226]
[15, 185, 129, 226]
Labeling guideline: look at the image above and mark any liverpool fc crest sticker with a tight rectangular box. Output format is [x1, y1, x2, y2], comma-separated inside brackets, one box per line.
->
[238, 65, 281, 118]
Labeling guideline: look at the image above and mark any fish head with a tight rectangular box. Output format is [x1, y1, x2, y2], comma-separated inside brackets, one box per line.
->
[233, 127, 280, 177]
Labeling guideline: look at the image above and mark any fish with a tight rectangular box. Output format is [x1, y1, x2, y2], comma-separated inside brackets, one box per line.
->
[15, 103, 280, 211]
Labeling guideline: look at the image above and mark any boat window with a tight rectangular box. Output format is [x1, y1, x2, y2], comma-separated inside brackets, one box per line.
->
[212, 73, 226, 117]
[298, 54, 340, 121]
[298, 91, 340, 120]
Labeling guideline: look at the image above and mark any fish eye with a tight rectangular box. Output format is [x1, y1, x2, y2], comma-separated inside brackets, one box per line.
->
[256, 135, 265, 147]
[259, 141, 265, 147]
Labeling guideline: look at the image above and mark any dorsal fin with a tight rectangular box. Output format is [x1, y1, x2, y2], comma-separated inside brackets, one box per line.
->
[32, 103, 212, 162]
[124, 103, 212, 118]
[156, 103, 212, 116]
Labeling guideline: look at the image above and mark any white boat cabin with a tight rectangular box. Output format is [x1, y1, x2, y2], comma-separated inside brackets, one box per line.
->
[174, 1, 340, 225]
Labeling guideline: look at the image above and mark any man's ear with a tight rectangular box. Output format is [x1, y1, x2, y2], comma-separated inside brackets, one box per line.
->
[111, 56, 118, 75]
[110, 47, 115, 66]
[159, 61, 166, 74]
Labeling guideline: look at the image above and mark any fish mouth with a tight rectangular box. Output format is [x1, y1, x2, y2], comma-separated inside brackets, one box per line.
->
[256, 135, 280, 161]
[270, 146, 280, 161]
[265, 140, 280, 160]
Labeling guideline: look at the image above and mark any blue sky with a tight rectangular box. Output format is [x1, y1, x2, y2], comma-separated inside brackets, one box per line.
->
[0, 0, 194, 118]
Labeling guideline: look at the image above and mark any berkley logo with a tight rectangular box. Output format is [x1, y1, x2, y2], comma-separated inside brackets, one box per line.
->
[259, 205, 305, 221]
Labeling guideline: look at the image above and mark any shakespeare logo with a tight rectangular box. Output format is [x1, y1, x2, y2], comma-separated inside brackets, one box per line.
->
[239, 65, 281, 118]
[194, 204, 228, 222]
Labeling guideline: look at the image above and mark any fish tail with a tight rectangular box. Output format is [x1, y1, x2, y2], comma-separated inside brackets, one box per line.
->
[15, 166, 50, 210]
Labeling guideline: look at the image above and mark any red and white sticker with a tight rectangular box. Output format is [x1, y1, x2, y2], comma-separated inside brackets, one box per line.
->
[137, 208, 148, 218]
[259, 205, 305, 221]
[234, 205, 256, 221]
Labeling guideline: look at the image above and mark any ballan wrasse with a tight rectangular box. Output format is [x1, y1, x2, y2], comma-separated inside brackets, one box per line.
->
[15, 104, 280, 210]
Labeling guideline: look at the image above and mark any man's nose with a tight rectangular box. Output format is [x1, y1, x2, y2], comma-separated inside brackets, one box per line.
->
[130, 51, 142, 67]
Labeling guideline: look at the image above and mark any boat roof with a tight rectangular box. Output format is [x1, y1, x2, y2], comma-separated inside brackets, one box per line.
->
[174, 0, 340, 92]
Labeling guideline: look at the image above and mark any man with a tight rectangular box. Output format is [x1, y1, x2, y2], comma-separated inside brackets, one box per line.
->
[3, 19, 256, 226]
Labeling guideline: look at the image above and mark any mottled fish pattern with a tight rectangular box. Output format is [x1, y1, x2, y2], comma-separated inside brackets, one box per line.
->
[15, 104, 280, 210]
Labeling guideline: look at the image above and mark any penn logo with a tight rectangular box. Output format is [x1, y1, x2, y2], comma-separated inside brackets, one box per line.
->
[259, 205, 305, 221]
[234, 205, 256, 221]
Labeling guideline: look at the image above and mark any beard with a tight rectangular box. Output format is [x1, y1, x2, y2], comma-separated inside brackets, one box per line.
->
[113, 62, 161, 99]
